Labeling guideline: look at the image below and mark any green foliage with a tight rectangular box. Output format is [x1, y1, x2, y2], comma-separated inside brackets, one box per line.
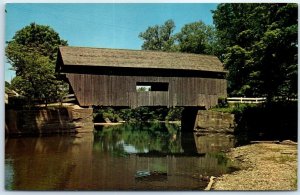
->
[5, 81, 11, 89]
[5, 23, 68, 106]
[139, 19, 177, 52]
[6, 23, 68, 75]
[151, 107, 169, 121]
[213, 3, 298, 100]
[94, 107, 183, 123]
[121, 107, 169, 122]
[94, 107, 122, 122]
[136, 86, 149, 92]
[208, 152, 228, 165]
[118, 109, 134, 122]
[210, 103, 254, 114]
[94, 122, 182, 154]
[175, 21, 217, 55]
[165, 107, 183, 121]
[10, 54, 57, 103]
[139, 20, 217, 55]
[217, 96, 228, 108]
[131, 107, 152, 121]
[233, 102, 297, 145]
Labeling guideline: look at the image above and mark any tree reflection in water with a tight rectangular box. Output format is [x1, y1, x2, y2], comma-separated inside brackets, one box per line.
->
[94, 122, 183, 156]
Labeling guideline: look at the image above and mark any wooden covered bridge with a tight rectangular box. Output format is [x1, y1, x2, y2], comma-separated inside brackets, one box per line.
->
[56, 46, 227, 109]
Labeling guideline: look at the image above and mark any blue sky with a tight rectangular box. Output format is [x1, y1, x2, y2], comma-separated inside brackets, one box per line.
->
[5, 3, 218, 81]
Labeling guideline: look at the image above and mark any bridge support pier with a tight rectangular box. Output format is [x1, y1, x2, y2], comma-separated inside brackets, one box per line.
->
[180, 106, 205, 154]
[181, 106, 203, 132]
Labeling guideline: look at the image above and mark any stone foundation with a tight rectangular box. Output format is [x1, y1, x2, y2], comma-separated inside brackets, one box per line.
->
[5, 105, 94, 135]
[195, 110, 235, 133]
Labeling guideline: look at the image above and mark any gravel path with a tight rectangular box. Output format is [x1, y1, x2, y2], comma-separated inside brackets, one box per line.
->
[212, 142, 297, 191]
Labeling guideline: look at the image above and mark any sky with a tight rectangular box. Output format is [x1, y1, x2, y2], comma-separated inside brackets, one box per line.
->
[4, 3, 218, 81]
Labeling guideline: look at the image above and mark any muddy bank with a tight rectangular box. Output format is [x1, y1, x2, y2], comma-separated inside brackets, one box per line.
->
[212, 142, 297, 191]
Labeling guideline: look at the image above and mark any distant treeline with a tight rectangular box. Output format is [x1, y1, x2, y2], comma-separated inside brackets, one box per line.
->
[139, 3, 298, 101]
[93, 107, 183, 123]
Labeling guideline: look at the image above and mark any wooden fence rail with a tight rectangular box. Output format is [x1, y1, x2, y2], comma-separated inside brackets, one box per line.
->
[227, 97, 266, 104]
[62, 94, 76, 103]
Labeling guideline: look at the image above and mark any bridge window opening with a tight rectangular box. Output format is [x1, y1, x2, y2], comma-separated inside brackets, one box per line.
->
[136, 82, 169, 92]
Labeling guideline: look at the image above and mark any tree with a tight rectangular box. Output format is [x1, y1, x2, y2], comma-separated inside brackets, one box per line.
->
[136, 86, 149, 92]
[139, 20, 217, 55]
[139, 19, 177, 51]
[5, 81, 11, 89]
[213, 3, 298, 100]
[6, 23, 67, 75]
[6, 23, 68, 105]
[175, 21, 217, 55]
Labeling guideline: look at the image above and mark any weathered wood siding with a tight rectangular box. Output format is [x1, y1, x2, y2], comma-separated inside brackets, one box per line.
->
[66, 73, 226, 108]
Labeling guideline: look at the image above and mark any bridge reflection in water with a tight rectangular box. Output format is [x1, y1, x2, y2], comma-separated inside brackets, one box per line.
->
[5, 123, 235, 190]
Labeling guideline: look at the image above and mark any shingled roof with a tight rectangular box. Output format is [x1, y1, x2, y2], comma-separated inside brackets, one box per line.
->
[58, 46, 225, 73]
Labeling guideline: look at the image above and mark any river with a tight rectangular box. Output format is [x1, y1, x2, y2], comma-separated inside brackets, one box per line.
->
[5, 122, 236, 190]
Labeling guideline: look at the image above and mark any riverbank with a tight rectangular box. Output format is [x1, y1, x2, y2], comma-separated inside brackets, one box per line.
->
[5, 105, 94, 135]
[212, 142, 297, 190]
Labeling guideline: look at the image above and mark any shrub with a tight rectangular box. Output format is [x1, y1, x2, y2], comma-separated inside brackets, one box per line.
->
[166, 107, 183, 121]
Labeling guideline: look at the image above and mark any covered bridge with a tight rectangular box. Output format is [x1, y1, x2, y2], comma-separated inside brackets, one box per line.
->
[56, 46, 227, 109]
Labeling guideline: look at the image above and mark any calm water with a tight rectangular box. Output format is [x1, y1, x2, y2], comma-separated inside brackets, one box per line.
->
[5, 122, 236, 190]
